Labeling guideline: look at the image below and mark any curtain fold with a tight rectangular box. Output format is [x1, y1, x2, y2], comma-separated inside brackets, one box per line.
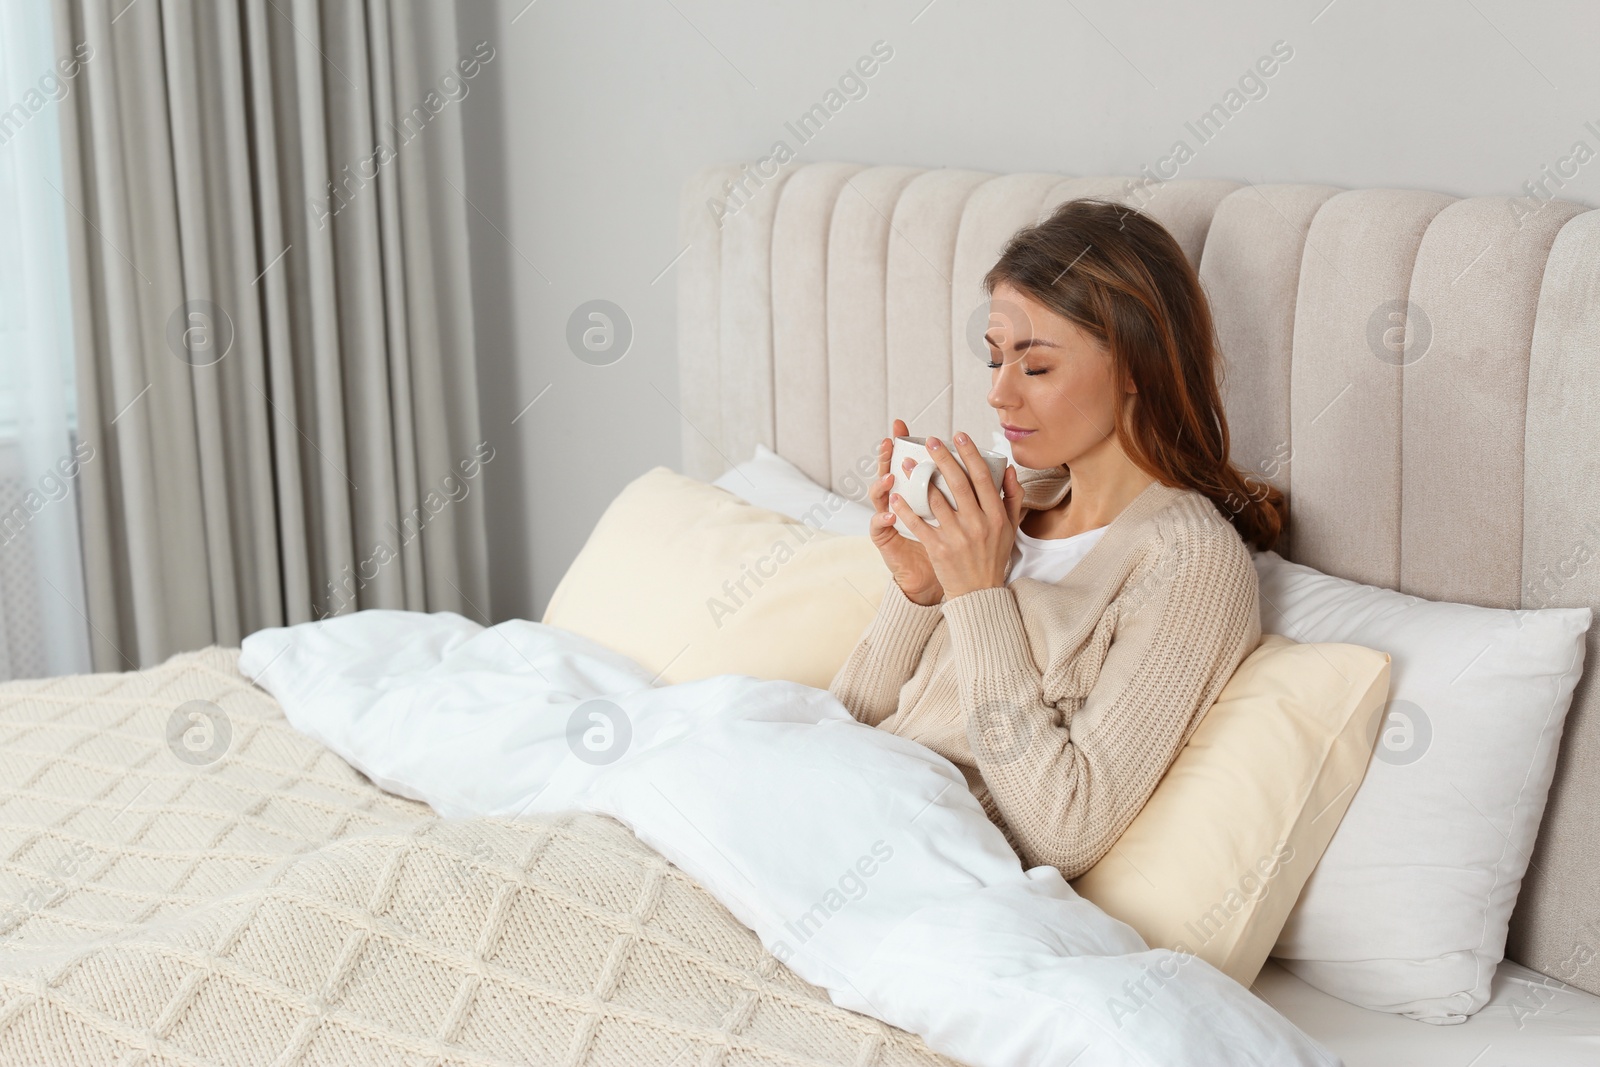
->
[53, 0, 489, 670]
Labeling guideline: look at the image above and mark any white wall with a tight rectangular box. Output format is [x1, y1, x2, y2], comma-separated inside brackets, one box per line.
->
[455, 0, 1600, 624]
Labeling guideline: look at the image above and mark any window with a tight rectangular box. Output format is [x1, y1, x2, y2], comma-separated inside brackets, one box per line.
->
[0, 0, 91, 678]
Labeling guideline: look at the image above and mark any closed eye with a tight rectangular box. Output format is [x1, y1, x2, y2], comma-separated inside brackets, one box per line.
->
[987, 361, 1047, 375]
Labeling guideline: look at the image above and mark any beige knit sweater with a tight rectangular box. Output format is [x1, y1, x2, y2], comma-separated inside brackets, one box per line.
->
[828, 462, 1262, 880]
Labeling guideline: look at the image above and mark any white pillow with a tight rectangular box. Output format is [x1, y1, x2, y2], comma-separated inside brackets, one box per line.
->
[1255, 549, 1591, 1023]
[712, 443, 875, 537]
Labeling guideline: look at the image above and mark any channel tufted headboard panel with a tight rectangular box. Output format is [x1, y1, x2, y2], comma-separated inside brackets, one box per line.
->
[676, 162, 1600, 993]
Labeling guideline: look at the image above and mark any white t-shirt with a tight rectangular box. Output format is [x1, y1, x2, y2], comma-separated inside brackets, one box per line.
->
[1007, 521, 1109, 585]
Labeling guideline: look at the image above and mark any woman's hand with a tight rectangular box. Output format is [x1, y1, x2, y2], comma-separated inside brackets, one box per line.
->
[889, 431, 1023, 600]
[869, 419, 943, 606]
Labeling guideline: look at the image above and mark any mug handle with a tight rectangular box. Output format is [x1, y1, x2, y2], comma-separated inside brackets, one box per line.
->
[903, 460, 939, 518]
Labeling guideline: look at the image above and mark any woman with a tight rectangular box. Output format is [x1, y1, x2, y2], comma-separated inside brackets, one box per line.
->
[829, 198, 1285, 880]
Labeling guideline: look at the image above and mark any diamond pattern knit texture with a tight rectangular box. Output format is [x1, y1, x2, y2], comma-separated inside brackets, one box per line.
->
[0, 647, 956, 1066]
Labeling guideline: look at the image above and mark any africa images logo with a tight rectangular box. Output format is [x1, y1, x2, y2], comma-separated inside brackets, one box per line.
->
[166, 700, 232, 767]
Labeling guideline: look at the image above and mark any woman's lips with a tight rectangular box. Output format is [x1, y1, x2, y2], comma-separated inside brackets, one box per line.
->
[1002, 425, 1036, 441]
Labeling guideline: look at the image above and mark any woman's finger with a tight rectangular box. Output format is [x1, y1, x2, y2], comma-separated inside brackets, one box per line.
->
[890, 492, 936, 545]
[872, 439, 899, 508]
[923, 475, 954, 523]
[869, 470, 889, 511]
[952, 432, 1002, 514]
[1002, 465, 1023, 528]
[923, 436, 980, 519]
[871, 507, 897, 543]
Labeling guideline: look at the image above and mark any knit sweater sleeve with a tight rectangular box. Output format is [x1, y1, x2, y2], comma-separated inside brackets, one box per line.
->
[938, 522, 1261, 880]
[826, 575, 946, 727]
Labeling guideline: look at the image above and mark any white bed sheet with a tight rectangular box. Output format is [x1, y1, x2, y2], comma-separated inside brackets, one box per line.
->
[239, 609, 1340, 1067]
[1254, 958, 1600, 1065]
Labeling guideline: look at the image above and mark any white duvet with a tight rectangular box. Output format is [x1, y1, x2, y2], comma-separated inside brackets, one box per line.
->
[239, 610, 1337, 1067]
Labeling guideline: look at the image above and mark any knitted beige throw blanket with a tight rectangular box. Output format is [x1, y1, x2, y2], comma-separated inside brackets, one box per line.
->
[0, 648, 955, 1066]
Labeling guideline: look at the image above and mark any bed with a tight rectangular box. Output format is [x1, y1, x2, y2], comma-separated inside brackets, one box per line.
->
[673, 162, 1600, 1063]
[2, 162, 1598, 1064]
[0, 648, 960, 1065]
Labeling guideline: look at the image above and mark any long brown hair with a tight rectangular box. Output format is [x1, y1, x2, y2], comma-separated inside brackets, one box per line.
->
[982, 198, 1285, 554]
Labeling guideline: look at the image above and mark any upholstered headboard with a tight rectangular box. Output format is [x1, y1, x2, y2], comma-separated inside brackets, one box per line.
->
[675, 162, 1600, 993]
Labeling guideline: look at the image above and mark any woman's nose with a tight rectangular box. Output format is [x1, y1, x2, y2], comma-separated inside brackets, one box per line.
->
[988, 364, 1020, 409]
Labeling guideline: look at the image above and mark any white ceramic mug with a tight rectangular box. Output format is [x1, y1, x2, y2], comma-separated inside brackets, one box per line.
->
[890, 435, 1009, 541]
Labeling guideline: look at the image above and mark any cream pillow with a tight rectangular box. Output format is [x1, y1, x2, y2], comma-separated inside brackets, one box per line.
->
[542, 466, 891, 689]
[1071, 634, 1391, 988]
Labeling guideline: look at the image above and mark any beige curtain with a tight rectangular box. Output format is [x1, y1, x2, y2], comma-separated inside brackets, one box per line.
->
[51, 0, 490, 670]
